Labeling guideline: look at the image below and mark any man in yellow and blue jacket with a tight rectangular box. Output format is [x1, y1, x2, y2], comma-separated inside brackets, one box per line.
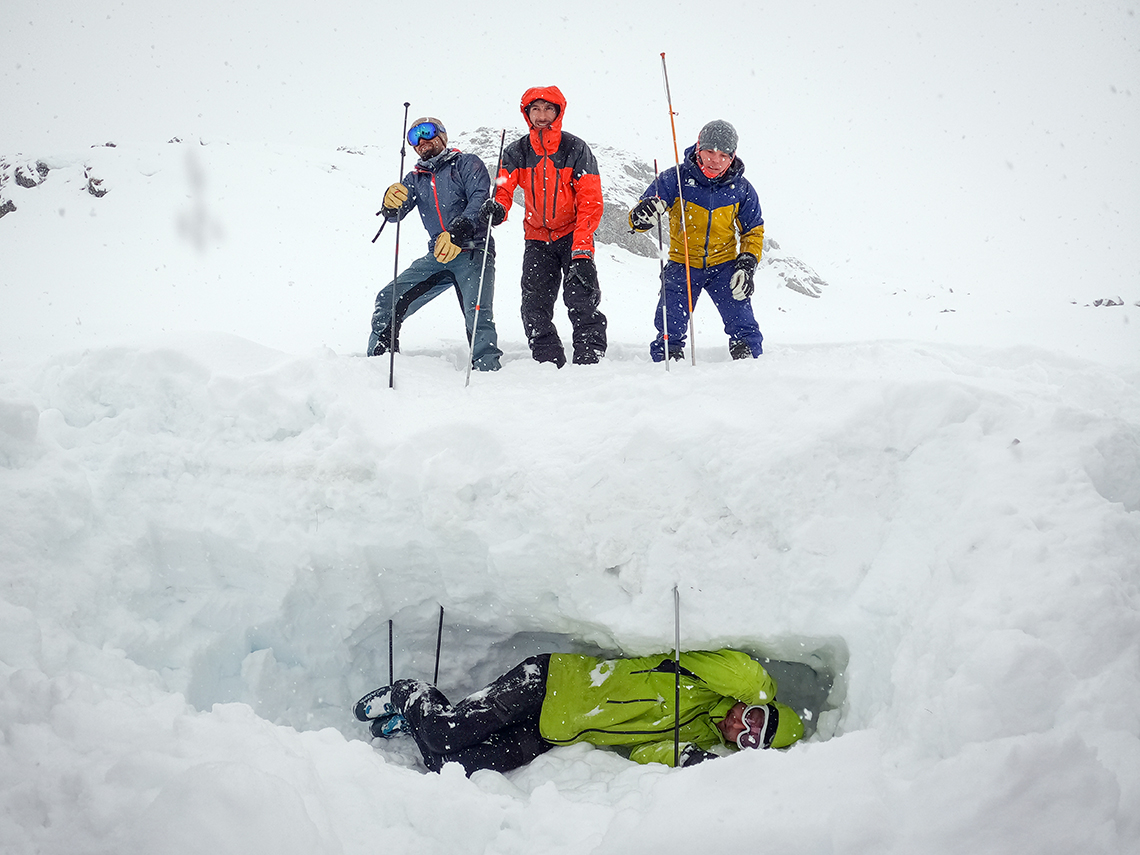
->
[629, 120, 765, 362]
[354, 649, 804, 775]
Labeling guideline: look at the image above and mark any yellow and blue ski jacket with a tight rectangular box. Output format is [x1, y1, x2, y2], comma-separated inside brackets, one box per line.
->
[636, 145, 765, 269]
[538, 649, 801, 767]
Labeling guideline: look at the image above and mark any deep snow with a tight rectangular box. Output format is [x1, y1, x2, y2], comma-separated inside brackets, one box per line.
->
[2, 2, 1140, 853]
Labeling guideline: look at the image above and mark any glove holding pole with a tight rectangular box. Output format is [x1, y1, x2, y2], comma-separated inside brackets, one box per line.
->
[372, 182, 410, 243]
[479, 198, 506, 228]
[382, 182, 408, 214]
[629, 196, 667, 232]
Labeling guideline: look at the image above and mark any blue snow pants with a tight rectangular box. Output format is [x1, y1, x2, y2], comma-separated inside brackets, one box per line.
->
[649, 259, 763, 362]
[368, 247, 502, 371]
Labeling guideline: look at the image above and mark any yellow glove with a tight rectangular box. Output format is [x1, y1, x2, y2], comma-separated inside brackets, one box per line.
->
[433, 231, 461, 263]
[383, 183, 408, 209]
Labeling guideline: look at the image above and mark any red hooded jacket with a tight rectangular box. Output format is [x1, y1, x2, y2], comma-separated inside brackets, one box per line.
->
[494, 86, 604, 258]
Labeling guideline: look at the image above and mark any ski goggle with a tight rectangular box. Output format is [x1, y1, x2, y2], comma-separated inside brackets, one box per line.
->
[407, 122, 442, 146]
[736, 703, 778, 750]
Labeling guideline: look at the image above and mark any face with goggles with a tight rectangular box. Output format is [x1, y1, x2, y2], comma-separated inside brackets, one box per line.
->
[407, 120, 447, 159]
[717, 702, 779, 750]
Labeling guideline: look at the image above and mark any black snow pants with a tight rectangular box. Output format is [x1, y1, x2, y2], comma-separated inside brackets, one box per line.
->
[520, 234, 607, 367]
[390, 654, 553, 775]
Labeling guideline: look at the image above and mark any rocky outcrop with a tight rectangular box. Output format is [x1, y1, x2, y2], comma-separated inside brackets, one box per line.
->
[0, 155, 108, 219]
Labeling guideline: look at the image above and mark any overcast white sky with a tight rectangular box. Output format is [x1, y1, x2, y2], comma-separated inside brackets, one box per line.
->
[4, 1, 1138, 301]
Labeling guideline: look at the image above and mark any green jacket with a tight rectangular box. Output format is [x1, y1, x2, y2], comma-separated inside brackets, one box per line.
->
[538, 649, 778, 767]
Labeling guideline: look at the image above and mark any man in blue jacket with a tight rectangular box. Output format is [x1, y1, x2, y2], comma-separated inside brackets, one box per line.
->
[629, 120, 765, 362]
[368, 116, 503, 371]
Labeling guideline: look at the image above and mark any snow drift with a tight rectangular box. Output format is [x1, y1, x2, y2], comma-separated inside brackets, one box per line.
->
[2, 129, 1139, 854]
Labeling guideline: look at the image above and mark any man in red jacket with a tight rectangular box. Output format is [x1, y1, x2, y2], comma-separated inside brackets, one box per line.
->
[483, 86, 607, 367]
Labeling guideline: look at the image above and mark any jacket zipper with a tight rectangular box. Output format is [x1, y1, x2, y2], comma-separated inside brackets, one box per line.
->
[539, 128, 554, 242]
[415, 165, 447, 233]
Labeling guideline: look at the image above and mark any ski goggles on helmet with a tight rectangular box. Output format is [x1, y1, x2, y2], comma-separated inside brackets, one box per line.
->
[407, 121, 443, 146]
[736, 703, 779, 750]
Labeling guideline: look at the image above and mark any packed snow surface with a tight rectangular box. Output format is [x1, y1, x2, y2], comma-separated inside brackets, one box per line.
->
[2, 2, 1139, 853]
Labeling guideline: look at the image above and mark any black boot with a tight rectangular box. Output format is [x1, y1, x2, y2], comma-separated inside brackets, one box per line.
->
[369, 713, 411, 739]
[729, 339, 752, 360]
[573, 348, 604, 365]
[370, 329, 400, 357]
[354, 685, 395, 721]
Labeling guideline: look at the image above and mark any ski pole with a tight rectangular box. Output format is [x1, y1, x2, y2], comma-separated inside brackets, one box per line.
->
[660, 53, 696, 366]
[465, 129, 507, 387]
[433, 604, 444, 684]
[673, 584, 681, 767]
[654, 159, 669, 373]
[388, 618, 394, 687]
[389, 102, 411, 390]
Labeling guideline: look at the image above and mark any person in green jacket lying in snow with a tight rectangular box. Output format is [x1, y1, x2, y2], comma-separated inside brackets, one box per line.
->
[353, 649, 804, 775]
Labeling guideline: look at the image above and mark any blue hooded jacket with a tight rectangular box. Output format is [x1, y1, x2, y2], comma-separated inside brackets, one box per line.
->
[638, 144, 764, 268]
[385, 148, 492, 254]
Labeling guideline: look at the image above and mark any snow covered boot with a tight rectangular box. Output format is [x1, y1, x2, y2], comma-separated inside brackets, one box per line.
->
[369, 331, 400, 357]
[353, 686, 396, 722]
[729, 339, 752, 360]
[369, 712, 411, 739]
[572, 348, 605, 365]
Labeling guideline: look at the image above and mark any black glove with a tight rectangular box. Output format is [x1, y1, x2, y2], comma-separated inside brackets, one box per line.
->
[629, 197, 667, 231]
[565, 256, 599, 295]
[679, 745, 716, 768]
[730, 252, 757, 301]
[478, 198, 506, 228]
[448, 216, 476, 247]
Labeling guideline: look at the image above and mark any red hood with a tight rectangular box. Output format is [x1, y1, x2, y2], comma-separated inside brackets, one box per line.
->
[520, 85, 566, 155]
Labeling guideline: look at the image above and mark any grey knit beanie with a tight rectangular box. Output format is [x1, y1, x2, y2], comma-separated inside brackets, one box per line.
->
[697, 120, 738, 155]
